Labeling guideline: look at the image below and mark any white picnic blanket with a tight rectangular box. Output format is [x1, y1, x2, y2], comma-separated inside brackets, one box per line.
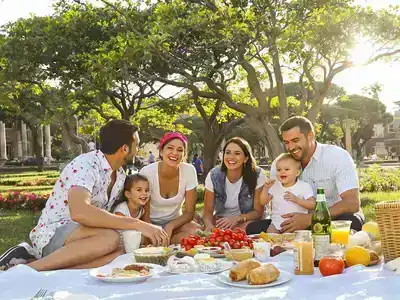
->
[0, 251, 398, 300]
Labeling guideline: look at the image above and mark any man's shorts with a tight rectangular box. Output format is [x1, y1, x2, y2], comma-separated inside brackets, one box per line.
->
[42, 222, 80, 257]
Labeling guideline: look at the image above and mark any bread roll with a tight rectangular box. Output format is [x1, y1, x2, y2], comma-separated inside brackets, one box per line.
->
[247, 264, 280, 285]
[229, 259, 261, 282]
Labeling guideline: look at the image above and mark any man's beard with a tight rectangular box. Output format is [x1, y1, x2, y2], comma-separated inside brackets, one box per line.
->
[123, 152, 135, 166]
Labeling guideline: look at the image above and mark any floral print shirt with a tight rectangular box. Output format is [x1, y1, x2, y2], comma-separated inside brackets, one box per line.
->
[29, 150, 126, 258]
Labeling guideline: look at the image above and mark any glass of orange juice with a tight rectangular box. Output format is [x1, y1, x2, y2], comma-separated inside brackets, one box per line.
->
[331, 221, 352, 245]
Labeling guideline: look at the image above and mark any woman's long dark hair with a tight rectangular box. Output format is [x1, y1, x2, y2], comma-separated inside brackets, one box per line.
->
[221, 137, 258, 195]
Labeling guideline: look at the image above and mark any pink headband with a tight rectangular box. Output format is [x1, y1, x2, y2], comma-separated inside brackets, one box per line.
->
[159, 132, 188, 149]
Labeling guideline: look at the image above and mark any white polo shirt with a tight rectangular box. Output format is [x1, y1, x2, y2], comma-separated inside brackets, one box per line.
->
[270, 142, 359, 208]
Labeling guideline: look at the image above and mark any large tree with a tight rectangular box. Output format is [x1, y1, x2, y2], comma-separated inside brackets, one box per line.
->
[114, 0, 364, 158]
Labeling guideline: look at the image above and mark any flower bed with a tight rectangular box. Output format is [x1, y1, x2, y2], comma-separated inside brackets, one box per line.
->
[0, 191, 49, 211]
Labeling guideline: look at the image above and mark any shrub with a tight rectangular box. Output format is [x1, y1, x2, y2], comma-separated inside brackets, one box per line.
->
[0, 179, 20, 185]
[0, 191, 49, 211]
[15, 178, 57, 187]
[197, 184, 205, 203]
[358, 165, 400, 193]
[0, 178, 57, 187]
[0, 171, 59, 179]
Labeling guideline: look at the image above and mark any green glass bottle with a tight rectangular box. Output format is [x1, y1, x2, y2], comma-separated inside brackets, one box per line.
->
[312, 188, 331, 267]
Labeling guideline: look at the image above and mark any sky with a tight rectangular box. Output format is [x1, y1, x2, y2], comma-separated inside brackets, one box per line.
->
[1, 0, 400, 112]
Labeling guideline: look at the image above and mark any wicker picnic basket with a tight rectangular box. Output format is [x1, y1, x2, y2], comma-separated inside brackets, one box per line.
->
[375, 201, 400, 262]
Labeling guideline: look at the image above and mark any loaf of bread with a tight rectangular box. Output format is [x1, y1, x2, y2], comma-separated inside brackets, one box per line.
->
[229, 259, 261, 282]
[247, 264, 280, 285]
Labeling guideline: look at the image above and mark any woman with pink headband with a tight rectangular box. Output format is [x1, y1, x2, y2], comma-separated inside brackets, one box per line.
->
[139, 132, 200, 244]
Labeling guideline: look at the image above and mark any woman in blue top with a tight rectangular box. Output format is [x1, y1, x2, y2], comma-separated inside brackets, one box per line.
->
[202, 137, 266, 232]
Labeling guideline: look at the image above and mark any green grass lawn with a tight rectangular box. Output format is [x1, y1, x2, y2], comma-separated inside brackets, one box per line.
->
[0, 211, 40, 253]
[0, 191, 398, 253]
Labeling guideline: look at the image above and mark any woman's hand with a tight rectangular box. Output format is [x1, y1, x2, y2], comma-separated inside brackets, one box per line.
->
[164, 223, 174, 245]
[216, 216, 241, 230]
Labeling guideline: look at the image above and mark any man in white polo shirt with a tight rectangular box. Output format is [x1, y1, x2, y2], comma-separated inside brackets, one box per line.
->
[247, 116, 364, 234]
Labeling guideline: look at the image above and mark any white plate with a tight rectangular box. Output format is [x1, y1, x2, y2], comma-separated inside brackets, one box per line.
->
[165, 260, 233, 275]
[89, 263, 164, 283]
[217, 269, 292, 288]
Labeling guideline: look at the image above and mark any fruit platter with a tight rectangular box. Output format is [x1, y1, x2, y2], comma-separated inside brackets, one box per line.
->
[179, 228, 287, 258]
[179, 228, 254, 258]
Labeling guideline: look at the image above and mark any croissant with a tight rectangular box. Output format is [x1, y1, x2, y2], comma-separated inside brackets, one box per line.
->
[229, 259, 261, 282]
[247, 264, 280, 285]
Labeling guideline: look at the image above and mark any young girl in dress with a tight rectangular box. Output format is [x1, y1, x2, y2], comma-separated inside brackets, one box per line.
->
[113, 173, 151, 222]
[260, 153, 315, 233]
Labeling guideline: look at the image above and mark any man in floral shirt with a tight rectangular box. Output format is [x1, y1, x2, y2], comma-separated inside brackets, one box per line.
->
[1, 120, 168, 271]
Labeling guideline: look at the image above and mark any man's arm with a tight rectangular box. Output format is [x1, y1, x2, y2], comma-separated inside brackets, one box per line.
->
[328, 188, 360, 217]
[69, 187, 141, 230]
[68, 187, 168, 245]
[330, 149, 360, 216]
[280, 188, 360, 233]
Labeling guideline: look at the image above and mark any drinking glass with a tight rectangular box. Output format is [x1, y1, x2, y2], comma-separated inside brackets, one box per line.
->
[331, 220, 352, 247]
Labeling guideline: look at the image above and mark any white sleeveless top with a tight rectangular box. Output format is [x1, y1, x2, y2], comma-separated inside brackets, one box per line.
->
[139, 162, 198, 225]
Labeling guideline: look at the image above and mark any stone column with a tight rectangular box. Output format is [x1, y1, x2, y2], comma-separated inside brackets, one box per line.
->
[17, 131, 23, 159]
[38, 125, 44, 157]
[0, 121, 7, 160]
[21, 121, 28, 159]
[44, 125, 52, 160]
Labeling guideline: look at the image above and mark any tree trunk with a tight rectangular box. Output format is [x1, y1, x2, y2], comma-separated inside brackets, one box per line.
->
[30, 125, 44, 172]
[202, 131, 223, 176]
[245, 116, 283, 159]
[61, 123, 73, 153]
[60, 121, 81, 157]
[122, 110, 131, 121]
[307, 104, 320, 124]
[64, 116, 89, 153]
[269, 37, 288, 122]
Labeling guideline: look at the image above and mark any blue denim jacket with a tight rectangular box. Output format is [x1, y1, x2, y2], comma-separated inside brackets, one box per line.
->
[209, 166, 262, 216]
